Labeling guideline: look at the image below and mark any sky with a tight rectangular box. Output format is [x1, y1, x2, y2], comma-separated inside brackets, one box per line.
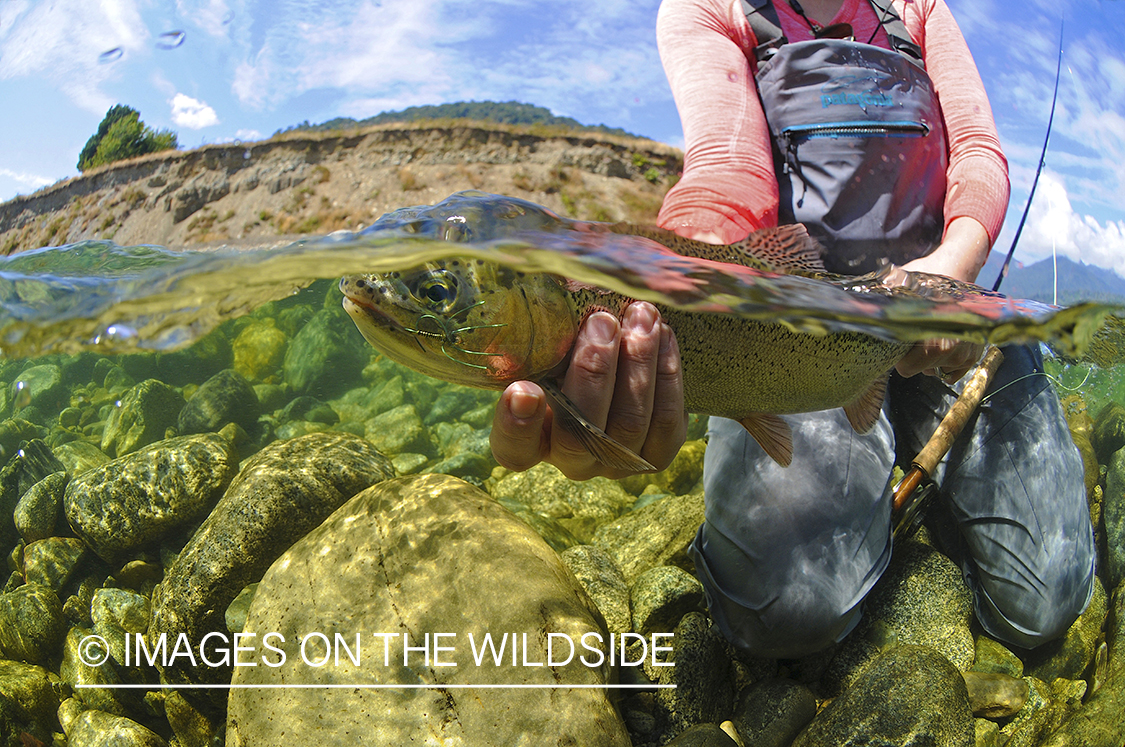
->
[0, 0, 1123, 277]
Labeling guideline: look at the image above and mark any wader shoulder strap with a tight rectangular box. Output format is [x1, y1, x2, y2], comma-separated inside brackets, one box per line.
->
[867, 0, 923, 63]
[742, 0, 924, 65]
[741, 0, 787, 61]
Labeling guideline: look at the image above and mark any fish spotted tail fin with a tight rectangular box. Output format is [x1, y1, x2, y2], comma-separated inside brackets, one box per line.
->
[737, 413, 794, 467]
[540, 380, 658, 473]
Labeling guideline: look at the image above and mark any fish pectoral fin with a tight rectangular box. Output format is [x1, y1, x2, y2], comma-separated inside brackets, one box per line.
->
[540, 380, 658, 473]
[843, 375, 888, 434]
[737, 413, 793, 467]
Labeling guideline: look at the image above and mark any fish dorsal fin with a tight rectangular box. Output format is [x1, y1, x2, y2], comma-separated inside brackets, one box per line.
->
[737, 413, 793, 467]
[733, 224, 827, 275]
[843, 375, 889, 434]
[539, 380, 658, 473]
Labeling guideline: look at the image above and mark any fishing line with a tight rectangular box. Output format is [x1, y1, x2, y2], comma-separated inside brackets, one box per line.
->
[992, 19, 1064, 293]
[978, 367, 1092, 405]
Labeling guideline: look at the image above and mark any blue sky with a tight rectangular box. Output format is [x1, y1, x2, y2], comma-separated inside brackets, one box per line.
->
[1, 0, 1123, 275]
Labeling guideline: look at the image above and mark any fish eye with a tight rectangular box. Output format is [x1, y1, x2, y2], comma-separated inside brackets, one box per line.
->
[413, 271, 459, 311]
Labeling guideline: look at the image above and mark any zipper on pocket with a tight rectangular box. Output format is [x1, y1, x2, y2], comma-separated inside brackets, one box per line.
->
[782, 120, 930, 140]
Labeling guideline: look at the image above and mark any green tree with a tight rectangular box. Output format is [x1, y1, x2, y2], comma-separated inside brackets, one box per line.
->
[78, 105, 179, 172]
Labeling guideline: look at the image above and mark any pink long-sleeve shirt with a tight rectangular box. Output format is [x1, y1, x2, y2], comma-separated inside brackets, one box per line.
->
[655, 0, 1010, 252]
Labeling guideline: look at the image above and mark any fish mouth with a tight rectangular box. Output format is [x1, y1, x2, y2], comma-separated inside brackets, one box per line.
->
[340, 285, 428, 355]
[339, 280, 404, 332]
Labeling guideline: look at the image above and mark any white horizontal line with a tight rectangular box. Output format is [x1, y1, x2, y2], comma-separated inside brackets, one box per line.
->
[75, 683, 675, 690]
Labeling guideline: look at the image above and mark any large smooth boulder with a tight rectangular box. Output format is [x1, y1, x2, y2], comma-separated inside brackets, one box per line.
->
[227, 474, 630, 746]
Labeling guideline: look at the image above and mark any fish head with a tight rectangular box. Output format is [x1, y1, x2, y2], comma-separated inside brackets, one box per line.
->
[340, 259, 578, 389]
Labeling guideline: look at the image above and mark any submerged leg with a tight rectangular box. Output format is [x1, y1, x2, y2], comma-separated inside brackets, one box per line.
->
[888, 344, 1096, 649]
[694, 411, 895, 659]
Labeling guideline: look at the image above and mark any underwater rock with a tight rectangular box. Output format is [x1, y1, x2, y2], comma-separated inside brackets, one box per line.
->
[432, 421, 491, 460]
[227, 474, 630, 747]
[164, 689, 221, 747]
[10, 364, 66, 413]
[971, 635, 1024, 678]
[152, 329, 233, 388]
[252, 383, 288, 413]
[90, 588, 150, 669]
[1066, 419, 1101, 506]
[23, 537, 86, 591]
[976, 718, 1001, 747]
[0, 418, 45, 465]
[1023, 577, 1107, 683]
[102, 365, 137, 394]
[52, 440, 111, 476]
[148, 432, 394, 691]
[1093, 402, 1125, 466]
[620, 438, 707, 497]
[825, 539, 974, 695]
[1106, 448, 1125, 591]
[63, 707, 168, 747]
[58, 626, 142, 717]
[1040, 579, 1125, 747]
[101, 379, 184, 458]
[662, 723, 739, 746]
[422, 451, 494, 483]
[730, 678, 818, 747]
[389, 452, 427, 475]
[177, 369, 259, 436]
[362, 403, 433, 456]
[363, 374, 407, 417]
[232, 320, 288, 382]
[561, 544, 632, 636]
[0, 582, 66, 664]
[492, 462, 635, 524]
[1000, 677, 1078, 747]
[278, 395, 337, 425]
[64, 433, 237, 563]
[962, 671, 1029, 718]
[794, 645, 974, 747]
[0, 659, 59, 744]
[14, 470, 67, 542]
[645, 611, 734, 742]
[0, 439, 66, 552]
[224, 583, 257, 634]
[591, 492, 705, 584]
[513, 509, 583, 552]
[631, 565, 705, 636]
[282, 308, 369, 398]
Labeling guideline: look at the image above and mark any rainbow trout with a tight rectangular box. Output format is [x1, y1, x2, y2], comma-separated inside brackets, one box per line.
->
[340, 221, 913, 471]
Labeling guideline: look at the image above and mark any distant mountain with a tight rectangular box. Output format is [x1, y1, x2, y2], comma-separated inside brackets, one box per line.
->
[979, 252, 1125, 305]
[277, 100, 644, 140]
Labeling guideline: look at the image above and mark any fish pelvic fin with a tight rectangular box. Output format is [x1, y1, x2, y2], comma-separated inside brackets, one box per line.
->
[539, 380, 658, 473]
[843, 375, 889, 434]
[736, 224, 827, 275]
[737, 413, 794, 467]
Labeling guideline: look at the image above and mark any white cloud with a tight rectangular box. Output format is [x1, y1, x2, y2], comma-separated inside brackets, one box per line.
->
[1015, 173, 1125, 276]
[170, 93, 219, 128]
[225, 0, 669, 133]
[0, 167, 53, 190]
[0, 0, 148, 113]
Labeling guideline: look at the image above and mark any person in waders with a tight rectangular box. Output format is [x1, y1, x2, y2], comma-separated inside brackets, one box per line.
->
[489, 0, 1095, 658]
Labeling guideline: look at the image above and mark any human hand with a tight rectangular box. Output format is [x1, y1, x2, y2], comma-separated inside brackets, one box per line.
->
[888, 224, 988, 383]
[489, 302, 688, 480]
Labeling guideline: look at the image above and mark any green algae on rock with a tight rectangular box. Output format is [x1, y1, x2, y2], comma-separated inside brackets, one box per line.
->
[63, 433, 238, 563]
[148, 431, 394, 692]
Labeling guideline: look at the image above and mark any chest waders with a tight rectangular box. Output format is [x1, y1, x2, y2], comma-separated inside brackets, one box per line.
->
[742, 0, 949, 274]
